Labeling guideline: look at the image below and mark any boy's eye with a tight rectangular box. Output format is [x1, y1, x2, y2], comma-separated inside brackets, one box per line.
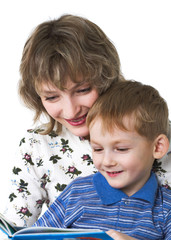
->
[116, 148, 129, 152]
[93, 148, 103, 152]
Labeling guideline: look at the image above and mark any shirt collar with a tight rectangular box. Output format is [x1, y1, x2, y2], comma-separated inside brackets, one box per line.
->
[93, 172, 158, 205]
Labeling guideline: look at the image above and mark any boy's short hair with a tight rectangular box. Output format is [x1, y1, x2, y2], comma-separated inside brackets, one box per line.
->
[87, 80, 169, 141]
[18, 14, 124, 133]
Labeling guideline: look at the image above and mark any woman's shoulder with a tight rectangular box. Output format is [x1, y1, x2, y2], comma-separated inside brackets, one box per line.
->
[18, 124, 91, 157]
[24, 124, 85, 140]
[25, 123, 58, 137]
[20, 124, 74, 142]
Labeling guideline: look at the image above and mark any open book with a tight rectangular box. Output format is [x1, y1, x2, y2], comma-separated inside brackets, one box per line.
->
[0, 213, 112, 240]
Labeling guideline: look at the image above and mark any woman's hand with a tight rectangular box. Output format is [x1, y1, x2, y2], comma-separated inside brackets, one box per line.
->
[106, 230, 137, 240]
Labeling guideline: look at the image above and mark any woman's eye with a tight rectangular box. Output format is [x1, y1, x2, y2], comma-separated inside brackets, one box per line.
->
[77, 87, 91, 93]
[45, 96, 58, 101]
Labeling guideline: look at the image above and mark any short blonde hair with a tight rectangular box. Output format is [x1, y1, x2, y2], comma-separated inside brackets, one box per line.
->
[87, 80, 169, 141]
[18, 14, 124, 134]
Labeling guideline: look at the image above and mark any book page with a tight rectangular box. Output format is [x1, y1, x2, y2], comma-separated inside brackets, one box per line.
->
[14, 227, 102, 235]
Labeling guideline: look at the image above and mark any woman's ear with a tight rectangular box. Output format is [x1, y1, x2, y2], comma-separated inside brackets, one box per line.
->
[153, 134, 170, 159]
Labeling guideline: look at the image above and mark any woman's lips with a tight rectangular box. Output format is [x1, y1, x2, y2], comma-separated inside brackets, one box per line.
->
[65, 114, 87, 126]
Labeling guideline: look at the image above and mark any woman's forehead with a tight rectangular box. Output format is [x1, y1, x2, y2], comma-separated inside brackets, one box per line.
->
[37, 76, 88, 94]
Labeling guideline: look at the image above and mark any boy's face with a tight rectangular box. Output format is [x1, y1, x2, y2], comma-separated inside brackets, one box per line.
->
[90, 118, 156, 196]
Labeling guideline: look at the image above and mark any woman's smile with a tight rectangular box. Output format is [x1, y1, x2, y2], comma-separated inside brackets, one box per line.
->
[65, 114, 87, 126]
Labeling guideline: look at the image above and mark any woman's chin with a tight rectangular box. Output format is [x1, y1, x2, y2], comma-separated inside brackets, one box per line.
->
[68, 125, 90, 139]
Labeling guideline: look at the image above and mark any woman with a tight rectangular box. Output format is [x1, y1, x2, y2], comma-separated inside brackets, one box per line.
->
[3, 14, 171, 228]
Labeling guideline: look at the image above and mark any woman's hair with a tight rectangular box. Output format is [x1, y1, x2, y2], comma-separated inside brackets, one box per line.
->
[87, 80, 169, 141]
[19, 14, 124, 133]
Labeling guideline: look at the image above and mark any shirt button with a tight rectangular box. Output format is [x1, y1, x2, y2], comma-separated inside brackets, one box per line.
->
[125, 200, 130, 205]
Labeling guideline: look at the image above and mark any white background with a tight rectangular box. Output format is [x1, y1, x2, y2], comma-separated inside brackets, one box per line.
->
[0, 0, 171, 212]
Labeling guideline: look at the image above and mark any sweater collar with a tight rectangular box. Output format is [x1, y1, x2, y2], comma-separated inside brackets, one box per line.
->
[93, 171, 158, 205]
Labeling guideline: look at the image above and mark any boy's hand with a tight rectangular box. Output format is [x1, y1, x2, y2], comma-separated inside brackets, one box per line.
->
[106, 230, 137, 240]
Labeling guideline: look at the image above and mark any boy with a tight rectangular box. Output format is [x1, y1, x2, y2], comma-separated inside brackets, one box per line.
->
[34, 80, 171, 240]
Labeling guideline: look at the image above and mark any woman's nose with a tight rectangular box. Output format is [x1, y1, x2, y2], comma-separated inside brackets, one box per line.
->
[62, 97, 81, 119]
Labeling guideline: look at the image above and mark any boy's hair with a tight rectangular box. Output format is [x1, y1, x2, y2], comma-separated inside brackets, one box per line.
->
[18, 14, 124, 133]
[87, 80, 169, 141]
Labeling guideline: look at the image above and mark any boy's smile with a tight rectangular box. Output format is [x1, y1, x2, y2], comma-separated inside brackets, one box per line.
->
[90, 117, 156, 196]
[106, 171, 123, 177]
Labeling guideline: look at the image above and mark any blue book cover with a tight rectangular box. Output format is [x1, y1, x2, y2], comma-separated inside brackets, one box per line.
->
[0, 213, 113, 240]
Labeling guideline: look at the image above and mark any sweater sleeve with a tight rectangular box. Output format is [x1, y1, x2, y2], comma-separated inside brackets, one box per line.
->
[2, 126, 96, 227]
[2, 129, 48, 227]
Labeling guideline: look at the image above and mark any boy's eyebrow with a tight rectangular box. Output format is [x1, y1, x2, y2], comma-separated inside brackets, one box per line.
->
[90, 139, 100, 145]
[90, 138, 131, 145]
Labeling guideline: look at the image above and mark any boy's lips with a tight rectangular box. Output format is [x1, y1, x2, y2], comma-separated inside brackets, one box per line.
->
[65, 114, 87, 126]
[106, 170, 123, 177]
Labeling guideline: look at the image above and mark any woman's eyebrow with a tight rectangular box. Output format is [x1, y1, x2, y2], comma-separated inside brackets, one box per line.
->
[63, 82, 88, 91]
[40, 81, 88, 95]
[40, 90, 58, 95]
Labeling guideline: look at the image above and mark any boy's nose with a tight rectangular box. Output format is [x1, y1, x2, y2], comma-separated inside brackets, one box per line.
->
[102, 152, 117, 167]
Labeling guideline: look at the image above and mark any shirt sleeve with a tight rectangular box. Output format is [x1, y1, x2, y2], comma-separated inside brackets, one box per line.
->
[165, 209, 171, 239]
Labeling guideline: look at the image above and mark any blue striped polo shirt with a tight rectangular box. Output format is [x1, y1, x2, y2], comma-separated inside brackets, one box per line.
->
[34, 172, 171, 239]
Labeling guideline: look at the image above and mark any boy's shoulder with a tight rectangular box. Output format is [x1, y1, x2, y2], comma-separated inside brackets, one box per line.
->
[161, 185, 171, 195]
[58, 174, 97, 202]
[157, 185, 171, 209]
[159, 184, 171, 196]
[62, 174, 96, 195]
[69, 174, 95, 186]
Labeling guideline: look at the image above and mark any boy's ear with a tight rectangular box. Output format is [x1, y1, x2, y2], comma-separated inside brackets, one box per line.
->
[153, 134, 169, 159]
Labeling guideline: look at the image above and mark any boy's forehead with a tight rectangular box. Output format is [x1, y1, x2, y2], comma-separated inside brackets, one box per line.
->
[89, 117, 145, 146]
[89, 115, 137, 135]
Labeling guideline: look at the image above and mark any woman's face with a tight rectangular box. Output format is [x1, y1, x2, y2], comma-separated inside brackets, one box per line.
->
[39, 76, 99, 137]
